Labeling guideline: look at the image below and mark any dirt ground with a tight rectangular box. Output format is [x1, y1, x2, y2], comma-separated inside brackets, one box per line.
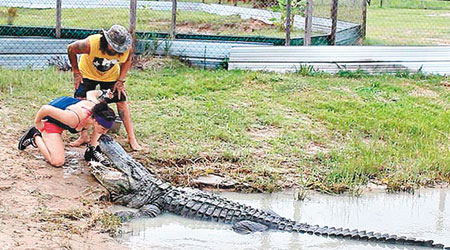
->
[0, 127, 126, 249]
[170, 18, 277, 35]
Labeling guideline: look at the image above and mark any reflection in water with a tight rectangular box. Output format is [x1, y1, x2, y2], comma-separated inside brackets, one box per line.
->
[436, 189, 446, 233]
[63, 150, 82, 178]
[116, 188, 450, 250]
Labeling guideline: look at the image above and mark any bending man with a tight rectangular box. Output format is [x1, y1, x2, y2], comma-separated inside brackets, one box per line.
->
[67, 24, 142, 150]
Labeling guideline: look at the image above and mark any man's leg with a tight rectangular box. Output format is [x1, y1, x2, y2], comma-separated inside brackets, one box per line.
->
[99, 81, 142, 151]
[117, 101, 142, 151]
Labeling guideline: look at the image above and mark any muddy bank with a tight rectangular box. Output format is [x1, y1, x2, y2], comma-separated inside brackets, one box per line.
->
[0, 128, 126, 250]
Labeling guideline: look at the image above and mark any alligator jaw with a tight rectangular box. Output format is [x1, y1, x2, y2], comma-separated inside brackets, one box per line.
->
[89, 161, 131, 195]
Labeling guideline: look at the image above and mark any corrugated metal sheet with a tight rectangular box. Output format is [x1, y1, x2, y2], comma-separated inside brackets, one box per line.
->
[229, 46, 450, 75]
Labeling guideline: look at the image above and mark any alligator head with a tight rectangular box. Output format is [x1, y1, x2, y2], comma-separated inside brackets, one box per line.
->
[89, 161, 131, 198]
[89, 135, 161, 208]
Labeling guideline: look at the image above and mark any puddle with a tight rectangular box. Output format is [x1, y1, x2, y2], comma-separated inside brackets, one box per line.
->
[63, 150, 83, 178]
[116, 188, 450, 250]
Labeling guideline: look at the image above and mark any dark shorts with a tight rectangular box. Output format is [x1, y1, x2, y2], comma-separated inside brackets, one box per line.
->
[74, 78, 126, 103]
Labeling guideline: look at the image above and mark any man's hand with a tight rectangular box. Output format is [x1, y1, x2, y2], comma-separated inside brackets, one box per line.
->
[74, 72, 84, 90]
[113, 80, 127, 100]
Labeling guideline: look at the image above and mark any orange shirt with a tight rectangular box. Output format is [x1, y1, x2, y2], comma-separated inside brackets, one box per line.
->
[79, 34, 130, 82]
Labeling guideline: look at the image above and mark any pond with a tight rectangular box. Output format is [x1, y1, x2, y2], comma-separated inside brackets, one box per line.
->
[116, 188, 450, 250]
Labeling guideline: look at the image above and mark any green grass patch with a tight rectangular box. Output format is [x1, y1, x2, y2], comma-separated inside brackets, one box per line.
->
[366, 6, 450, 45]
[1, 59, 449, 193]
[369, 0, 450, 10]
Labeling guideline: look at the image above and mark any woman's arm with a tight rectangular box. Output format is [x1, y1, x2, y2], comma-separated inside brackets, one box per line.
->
[86, 89, 113, 103]
[34, 105, 78, 129]
[86, 90, 103, 103]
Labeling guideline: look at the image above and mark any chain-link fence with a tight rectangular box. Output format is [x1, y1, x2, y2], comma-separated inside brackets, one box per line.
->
[366, 0, 450, 45]
[1, 0, 446, 69]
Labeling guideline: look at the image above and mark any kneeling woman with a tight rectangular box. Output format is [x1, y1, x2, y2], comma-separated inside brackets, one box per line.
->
[18, 90, 115, 167]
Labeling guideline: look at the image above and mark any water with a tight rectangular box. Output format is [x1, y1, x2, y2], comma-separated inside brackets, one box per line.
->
[63, 150, 83, 178]
[116, 188, 450, 250]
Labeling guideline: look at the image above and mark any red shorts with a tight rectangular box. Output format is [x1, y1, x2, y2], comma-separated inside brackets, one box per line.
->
[39, 122, 64, 134]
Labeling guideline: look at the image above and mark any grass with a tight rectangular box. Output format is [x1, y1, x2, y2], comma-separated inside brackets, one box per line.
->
[35, 207, 121, 235]
[0, 7, 302, 38]
[1, 58, 449, 194]
[369, 0, 450, 10]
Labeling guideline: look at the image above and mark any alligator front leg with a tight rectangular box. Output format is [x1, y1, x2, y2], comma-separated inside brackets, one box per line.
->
[232, 220, 269, 234]
[115, 204, 162, 222]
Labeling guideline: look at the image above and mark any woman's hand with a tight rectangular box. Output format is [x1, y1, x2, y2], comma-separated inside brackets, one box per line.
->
[113, 80, 127, 100]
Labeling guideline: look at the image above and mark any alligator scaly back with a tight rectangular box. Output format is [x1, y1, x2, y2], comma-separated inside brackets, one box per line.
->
[95, 135, 447, 249]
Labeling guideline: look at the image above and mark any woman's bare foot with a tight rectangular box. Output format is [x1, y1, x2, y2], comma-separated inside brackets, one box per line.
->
[129, 139, 142, 151]
[68, 137, 90, 147]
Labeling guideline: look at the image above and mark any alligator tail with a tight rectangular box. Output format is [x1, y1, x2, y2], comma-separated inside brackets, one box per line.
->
[284, 222, 446, 249]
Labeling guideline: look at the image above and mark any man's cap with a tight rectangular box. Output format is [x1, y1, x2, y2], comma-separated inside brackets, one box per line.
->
[102, 25, 132, 53]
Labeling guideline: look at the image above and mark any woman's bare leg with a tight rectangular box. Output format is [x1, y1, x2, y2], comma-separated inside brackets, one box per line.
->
[34, 133, 65, 167]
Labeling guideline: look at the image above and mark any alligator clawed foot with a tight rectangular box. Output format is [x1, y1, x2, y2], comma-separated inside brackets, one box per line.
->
[136, 204, 161, 218]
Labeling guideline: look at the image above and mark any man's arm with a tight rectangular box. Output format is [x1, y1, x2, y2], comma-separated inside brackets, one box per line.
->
[114, 48, 132, 99]
[67, 38, 90, 89]
[118, 50, 132, 81]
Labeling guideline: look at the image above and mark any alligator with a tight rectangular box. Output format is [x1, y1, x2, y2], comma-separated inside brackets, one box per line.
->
[90, 135, 448, 249]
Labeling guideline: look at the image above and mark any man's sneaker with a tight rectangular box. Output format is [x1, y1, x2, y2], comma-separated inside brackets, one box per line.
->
[18, 126, 40, 150]
[84, 145, 111, 166]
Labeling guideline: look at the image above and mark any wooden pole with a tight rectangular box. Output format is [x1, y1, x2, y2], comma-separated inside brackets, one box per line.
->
[170, 0, 178, 39]
[55, 0, 61, 38]
[330, 0, 338, 45]
[304, 0, 313, 45]
[285, 0, 291, 46]
[130, 0, 137, 53]
[361, 0, 367, 43]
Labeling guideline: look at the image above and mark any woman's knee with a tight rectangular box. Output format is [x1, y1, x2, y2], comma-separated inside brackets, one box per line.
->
[49, 157, 65, 167]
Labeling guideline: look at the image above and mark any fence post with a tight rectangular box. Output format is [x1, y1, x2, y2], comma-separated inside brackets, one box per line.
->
[304, 0, 313, 45]
[130, 0, 137, 54]
[361, 0, 367, 43]
[330, 0, 338, 45]
[55, 0, 62, 38]
[170, 0, 178, 39]
[285, 0, 292, 46]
